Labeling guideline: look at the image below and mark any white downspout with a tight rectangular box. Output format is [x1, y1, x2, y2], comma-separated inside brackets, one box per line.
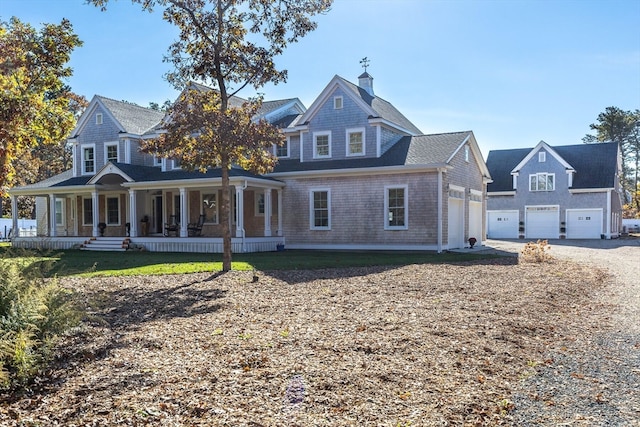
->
[606, 190, 611, 239]
[437, 169, 443, 253]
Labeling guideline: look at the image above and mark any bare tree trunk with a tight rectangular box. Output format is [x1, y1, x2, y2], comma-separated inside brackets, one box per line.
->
[220, 155, 232, 271]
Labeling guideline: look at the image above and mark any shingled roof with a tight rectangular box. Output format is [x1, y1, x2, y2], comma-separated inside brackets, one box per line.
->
[96, 96, 165, 135]
[487, 142, 619, 192]
[273, 131, 473, 173]
[338, 76, 423, 135]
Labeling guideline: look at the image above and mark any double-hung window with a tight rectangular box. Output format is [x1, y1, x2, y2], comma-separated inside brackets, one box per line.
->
[385, 185, 408, 230]
[255, 193, 265, 216]
[276, 138, 289, 158]
[83, 197, 93, 225]
[529, 173, 555, 191]
[55, 199, 64, 226]
[82, 145, 95, 175]
[105, 142, 118, 163]
[106, 196, 120, 225]
[346, 128, 365, 156]
[313, 132, 331, 159]
[310, 189, 330, 230]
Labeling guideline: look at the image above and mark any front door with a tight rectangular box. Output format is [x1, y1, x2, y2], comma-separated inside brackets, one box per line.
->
[153, 195, 163, 234]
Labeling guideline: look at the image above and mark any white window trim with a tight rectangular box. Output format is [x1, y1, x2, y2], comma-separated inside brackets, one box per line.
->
[309, 188, 331, 230]
[106, 196, 121, 226]
[313, 131, 332, 159]
[539, 152, 546, 162]
[334, 96, 343, 109]
[384, 184, 409, 230]
[96, 113, 103, 125]
[81, 144, 96, 175]
[104, 141, 119, 164]
[529, 173, 555, 192]
[255, 192, 265, 216]
[275, 136, 290, 158]
[201, 192, 219, 224]
[346, 127, 366, 157]
[55, 199, 65, 226]
[154, 156, 163, 167]
[171, 158, 182, 169]
[464, 146, 470, 162]
[82, 197, 93, 226]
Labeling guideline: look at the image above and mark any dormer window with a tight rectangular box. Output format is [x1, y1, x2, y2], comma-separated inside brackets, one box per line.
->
[172, 158, 181, 169]
[538, 152, 546, 162]
[334, 96, 343, 110]
[530, 173, 555, 191]
[276, 137, 289, 158]
[96, 113, 103, 125]
[105, 142, 118, 163]
[82, 144, 95, 175]
[154, 156, 163, 167]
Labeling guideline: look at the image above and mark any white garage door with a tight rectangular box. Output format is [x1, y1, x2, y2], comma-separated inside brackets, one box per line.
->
[567, 209, 602, 239]
[468, 201, 483, 244]
[487, 210, 519, 239]
[526, 206, 559, 239]
[448, 198, 464, 249]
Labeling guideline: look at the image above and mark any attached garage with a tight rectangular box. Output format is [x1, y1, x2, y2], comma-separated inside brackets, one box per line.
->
[487, 210, 518, 239]
[468, 200, 483, 244]
[448, 196, 464, 249]
[525, 205, 559, 239]
[566, 209, 602, 239]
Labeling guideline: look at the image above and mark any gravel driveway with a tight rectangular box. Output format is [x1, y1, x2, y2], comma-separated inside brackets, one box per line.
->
[485, 238, 640, 426]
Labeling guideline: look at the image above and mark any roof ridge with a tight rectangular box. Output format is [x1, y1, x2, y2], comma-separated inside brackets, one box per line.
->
[96, 95, 162, 113]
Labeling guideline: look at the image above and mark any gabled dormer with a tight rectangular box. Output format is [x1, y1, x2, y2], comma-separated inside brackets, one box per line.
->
[70, 96, 164, 177]
[510, 140, 575, 192]
[291, 74, 422, 162]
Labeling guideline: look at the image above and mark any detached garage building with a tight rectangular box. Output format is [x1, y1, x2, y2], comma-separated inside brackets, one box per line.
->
[486, 141, 623, 240]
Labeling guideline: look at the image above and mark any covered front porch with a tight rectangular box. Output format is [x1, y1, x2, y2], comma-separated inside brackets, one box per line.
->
[8, 163, 286, 253]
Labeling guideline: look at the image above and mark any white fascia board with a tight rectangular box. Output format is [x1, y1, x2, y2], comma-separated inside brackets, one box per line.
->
[118, 133, 144, 139]
[123, 176, 285, 190]
[259, 99, 306, 122]
[87, 163, 134, 184]
[281, 124, 309, 134]
[487, 191, 516, 196]
[9, 184, 101, 196]
[298, 76, 377, 125]
[367, 117, 419, 136]
[568, 187, 613, 194]
[267, 163, 452, 179]
[443, 132, 491, 178]
[511, 140, 574, 173]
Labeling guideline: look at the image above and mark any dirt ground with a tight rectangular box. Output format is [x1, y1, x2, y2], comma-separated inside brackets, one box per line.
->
[0, 254, 628, 426]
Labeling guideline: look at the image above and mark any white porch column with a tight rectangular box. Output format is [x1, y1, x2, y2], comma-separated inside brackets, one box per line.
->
[235, 185, 244, 237]
[264, 189, 272, 237]
[179, 187, 188, 237]
[129, 189, 137, 237]
[277, 189, 283, 237]
[11, 195, 18, 238]
[91, 191, 99, 237]
[49, 194, 57, 237]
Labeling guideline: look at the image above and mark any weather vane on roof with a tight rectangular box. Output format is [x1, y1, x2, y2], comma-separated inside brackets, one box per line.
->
[360, 57, 370, 72]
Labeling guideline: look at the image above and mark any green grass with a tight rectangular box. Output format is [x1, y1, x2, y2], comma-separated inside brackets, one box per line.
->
[0, 246, 501, 278]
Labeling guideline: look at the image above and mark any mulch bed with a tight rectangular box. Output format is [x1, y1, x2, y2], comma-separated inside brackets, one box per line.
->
[0, 257, 619, 426]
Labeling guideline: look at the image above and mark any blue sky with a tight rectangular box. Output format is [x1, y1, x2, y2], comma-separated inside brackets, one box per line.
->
[2, 0, 639, 155]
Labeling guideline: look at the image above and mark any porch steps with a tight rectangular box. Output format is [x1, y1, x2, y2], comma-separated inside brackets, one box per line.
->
[80, 237, 130, 252]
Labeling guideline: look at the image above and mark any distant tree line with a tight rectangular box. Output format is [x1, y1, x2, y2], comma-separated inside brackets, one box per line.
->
[583, 107, 640, 217]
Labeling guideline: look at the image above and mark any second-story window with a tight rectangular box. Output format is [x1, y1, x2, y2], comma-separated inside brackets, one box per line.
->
[276, 137, 289, 158]
[82, 146, 95, 175]
[347, 128, 365, 156]
[529, 173, 555, 191]
[105, 143, 118, 163]
[313, 132, 331, 159]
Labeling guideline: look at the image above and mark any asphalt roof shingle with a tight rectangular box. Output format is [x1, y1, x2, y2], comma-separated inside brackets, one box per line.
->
[486, 142, 619, 192]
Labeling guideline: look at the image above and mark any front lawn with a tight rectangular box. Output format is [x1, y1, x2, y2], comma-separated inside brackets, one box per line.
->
[1, 246, 502, 277]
